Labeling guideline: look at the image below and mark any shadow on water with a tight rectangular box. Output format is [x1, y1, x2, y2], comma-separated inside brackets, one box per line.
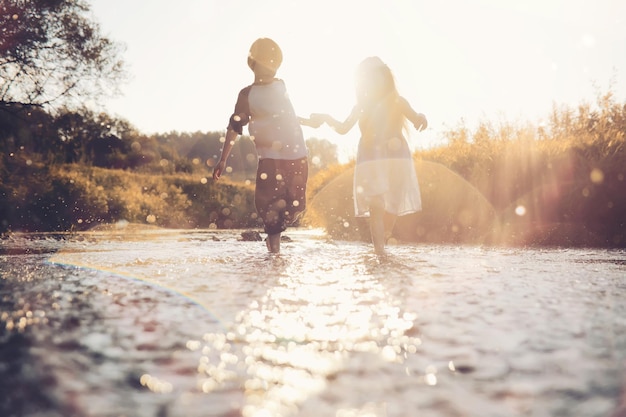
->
[0, 231, 237, 417]
[0, 232, 70, 255]
[0, 328, 69, 416]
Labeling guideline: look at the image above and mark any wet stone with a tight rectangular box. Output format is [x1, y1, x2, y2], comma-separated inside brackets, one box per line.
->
[240, 230, 262, 241]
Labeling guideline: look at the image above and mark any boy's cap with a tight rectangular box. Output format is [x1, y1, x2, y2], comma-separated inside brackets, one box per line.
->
[248, 38, 283, 73]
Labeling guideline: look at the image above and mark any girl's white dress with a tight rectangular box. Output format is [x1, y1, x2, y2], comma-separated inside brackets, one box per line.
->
[353, 100, 422, 217]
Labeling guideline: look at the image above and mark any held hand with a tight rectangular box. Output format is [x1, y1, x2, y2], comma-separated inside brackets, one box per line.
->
[414, 113, 428, 131]
[213, 161, 226, 180]
[302, 117, 323, 128]
[309, 113, 329, 125]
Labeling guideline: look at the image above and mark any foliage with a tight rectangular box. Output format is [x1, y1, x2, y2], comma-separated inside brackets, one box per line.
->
[0, 0, 126, 109]
[305, 161, 354, 205]
[0, 161, 259, 232]
[1, 81, 623, 247]
[417, 91, 625, 247]
[0, 104, 194, 172]
[306, 137, 339, 175]
[0, 103, 340, 233]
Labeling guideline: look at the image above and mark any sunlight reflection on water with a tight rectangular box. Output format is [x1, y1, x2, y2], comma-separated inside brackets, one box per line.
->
[192, 245, 425, 417]
[1, 228, 625, 417]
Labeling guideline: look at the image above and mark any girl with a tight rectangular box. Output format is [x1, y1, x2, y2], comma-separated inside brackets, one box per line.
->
[313, 56, 427, 255]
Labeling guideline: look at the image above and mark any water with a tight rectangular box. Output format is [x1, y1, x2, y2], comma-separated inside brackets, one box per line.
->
[1, 227, 625, 417]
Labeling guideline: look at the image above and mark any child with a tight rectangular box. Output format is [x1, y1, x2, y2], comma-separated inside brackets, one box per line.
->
[312, 56, 427, 255]
[213, 38, 320, 253]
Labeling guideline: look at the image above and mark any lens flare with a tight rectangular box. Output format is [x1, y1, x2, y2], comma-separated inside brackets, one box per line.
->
[590, 168, 604, 184]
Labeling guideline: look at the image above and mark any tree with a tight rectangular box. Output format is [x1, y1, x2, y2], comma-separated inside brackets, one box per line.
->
[53, 107, 136, 164]
[0, 101, 58, 164]
[0, 0, 126, 109]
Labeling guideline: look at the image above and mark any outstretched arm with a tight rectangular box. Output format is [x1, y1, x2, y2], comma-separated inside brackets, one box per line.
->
[311, 105, 360, 135]
[399, 97, 427, 131]
[212, 128, 238, 180]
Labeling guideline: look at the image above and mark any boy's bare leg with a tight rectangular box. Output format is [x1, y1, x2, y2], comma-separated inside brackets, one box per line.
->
[267, 233, 281, 253]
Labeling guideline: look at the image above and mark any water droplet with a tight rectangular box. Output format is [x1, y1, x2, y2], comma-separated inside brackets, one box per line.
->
[186, 340, 201, 351]
[425, 373, 437, 386]
[381, 345, 397, 362]
[590, 168, 604, 184]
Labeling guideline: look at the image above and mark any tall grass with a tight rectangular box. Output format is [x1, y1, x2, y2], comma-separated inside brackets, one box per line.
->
[417, 91, 625, 246]
[2, 91, 623, 246]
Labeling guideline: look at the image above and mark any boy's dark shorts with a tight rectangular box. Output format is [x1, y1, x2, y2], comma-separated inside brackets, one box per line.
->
[255, 157, 308, 235]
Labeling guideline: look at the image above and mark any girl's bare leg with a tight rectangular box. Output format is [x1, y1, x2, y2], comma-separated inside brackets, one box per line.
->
[384, 211, 397, 243]
[369, 197, 386, 255]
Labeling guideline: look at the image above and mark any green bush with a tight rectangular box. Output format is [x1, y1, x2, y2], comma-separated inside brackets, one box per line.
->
[0, 162, 258, 233]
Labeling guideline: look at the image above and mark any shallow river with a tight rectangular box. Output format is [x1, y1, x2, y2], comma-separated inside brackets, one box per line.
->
[1, 227, 625, 417]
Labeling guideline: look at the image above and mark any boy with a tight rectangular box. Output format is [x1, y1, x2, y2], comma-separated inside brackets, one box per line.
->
[212, 38, 320, 253]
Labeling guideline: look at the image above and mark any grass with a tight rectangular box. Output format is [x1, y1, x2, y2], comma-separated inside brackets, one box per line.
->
[2, 91, 624, 247]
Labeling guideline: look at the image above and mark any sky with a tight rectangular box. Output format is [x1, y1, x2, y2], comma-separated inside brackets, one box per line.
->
[89, 0, 626, 161]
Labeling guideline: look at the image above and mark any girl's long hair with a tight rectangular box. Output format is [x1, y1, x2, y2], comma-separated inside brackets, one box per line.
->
[355, 57, 407, 134]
